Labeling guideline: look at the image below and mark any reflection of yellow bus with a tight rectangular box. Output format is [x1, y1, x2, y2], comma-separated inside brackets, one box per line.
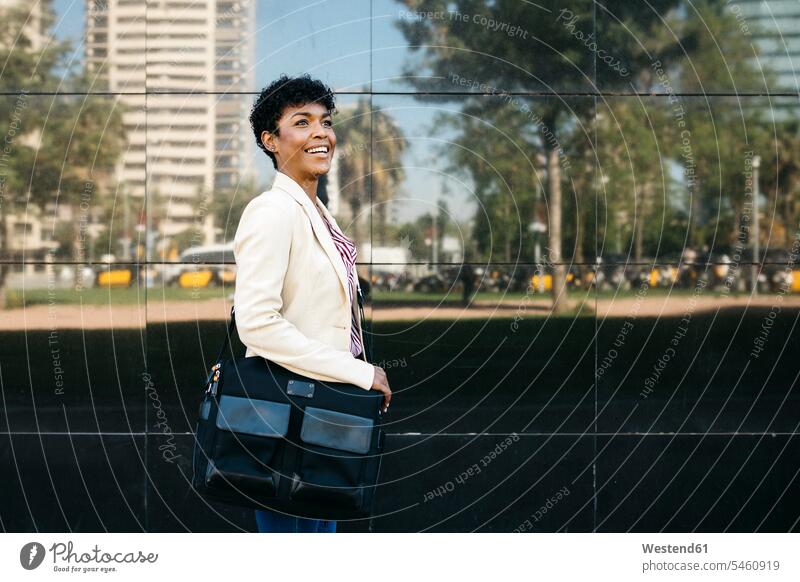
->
[178, 270, 214, 288]
[531, 274, 553, 291]
[164, 244, 236, 288]
[648, 266, 679, 287]
[176, 268, 236, 288]
[96, 268, 133, 287]
[530, 272, 578, 291]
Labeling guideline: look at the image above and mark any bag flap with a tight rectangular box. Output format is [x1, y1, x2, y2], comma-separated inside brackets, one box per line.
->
[300, 406, 374, 454]
[215, 395, 290, 437]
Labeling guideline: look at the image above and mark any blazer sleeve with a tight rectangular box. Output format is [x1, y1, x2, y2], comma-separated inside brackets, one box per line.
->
[232, 195, 375, 390]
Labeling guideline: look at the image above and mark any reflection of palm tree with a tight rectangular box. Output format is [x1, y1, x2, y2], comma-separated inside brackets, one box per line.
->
[336, 99, 406, 246]
[764, 121, 800, 247]
[393, 0, 762, 313]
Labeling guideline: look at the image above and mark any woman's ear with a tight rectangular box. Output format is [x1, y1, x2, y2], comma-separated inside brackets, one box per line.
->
[261, 130, 276, 153]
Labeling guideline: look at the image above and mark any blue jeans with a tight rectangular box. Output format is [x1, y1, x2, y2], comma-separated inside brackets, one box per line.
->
[255, 508, 336, 533]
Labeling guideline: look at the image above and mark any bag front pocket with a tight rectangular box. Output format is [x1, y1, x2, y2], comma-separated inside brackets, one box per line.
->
[289, 407, 374, 509]
[206, 395, 290, 497]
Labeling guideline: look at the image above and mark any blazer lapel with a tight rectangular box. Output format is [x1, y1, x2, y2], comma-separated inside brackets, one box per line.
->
[271, 172, 349, 299]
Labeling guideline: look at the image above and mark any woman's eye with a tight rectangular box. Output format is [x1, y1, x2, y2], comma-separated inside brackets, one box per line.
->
[296, 120, 308, 126]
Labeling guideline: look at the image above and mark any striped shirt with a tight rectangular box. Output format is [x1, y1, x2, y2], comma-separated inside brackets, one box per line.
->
[318, 210, 363, 358]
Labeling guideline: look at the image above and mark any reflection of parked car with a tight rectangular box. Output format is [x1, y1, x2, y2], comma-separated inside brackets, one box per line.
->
[94, 264, 161, 288]
[371, 271, 413, 293]
[139, 266, 160, 288]
[58, 265, 97, 288]
[413, 271, 449, 293]
[759, 250, 796, 293]
[409, 265, 461, 293]
[592, 257, 627, 291]
[162, 243, 236, 288]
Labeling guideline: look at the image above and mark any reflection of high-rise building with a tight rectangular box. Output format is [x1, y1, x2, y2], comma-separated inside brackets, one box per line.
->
[85, 0, 255, 245]
[737, 0, 800, 93]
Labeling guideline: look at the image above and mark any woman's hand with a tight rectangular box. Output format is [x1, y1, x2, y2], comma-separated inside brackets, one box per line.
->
[371, 366, 392, 413]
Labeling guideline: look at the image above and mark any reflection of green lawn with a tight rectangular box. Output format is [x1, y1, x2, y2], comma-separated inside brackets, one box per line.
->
[8, 285, 771, 309]
[373, 287, 757, 303]
[7, 287, 231, 308]
[372, 291, 531, 303]
[595, 288, 746, 298]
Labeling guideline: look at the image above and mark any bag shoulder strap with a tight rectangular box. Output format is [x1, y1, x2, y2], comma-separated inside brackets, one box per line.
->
[213, 305, 238, 365]
[356, 284, 372, 363]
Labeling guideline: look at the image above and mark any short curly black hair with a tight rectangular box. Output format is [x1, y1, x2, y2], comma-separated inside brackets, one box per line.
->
[249, 74, 337, 169]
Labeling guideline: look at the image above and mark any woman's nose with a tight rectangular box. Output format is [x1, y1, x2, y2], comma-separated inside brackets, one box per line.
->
[311, 121, 327, 137]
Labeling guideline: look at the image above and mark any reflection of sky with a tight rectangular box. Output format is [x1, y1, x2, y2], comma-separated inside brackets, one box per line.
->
[53, 0, 84, 42]
[52, 0, 86, 77]
[373, 98, 472, 224]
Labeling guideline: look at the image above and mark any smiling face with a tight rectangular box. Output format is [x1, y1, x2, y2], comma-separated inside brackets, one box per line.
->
[261, 101, 336, 181]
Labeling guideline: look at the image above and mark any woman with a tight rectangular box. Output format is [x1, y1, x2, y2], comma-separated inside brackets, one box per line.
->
[233, 75, 392, 533]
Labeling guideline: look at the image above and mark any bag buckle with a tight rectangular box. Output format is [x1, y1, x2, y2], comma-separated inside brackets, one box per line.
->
[205, 362, 222, 396]
[286, 379, 315, 398]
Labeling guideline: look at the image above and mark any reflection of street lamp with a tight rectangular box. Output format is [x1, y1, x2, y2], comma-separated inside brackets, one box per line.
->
[432, 180, 450, 266]
[122, 188, 131, 261]
[528, 220, 547, 263]
[431, 207, 438, 265]
[752, 155, 761, 294]
[529, 220, 547, 293]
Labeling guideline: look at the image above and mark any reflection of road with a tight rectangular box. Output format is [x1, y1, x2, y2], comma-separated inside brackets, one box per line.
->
[3, 294, 800, 330]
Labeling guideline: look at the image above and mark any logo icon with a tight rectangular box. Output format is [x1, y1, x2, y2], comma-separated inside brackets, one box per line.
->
[20, 542, 46, 570]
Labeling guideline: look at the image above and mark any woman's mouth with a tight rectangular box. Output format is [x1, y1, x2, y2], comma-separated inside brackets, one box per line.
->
[304, 145, 329, 156]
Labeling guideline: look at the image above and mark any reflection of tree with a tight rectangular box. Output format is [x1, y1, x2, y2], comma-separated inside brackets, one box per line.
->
[335, 99, 406, 246]
[396, 0, 789, 304]
[595, 100, 675, 260]
[436, 100, 538, 263]
[395, 0, 680, 311]
[670, 1, 773, 94]
[599, 1, 774, 257]
[669, 3, 768, 250]
[594, 1, 683, 260]
[391, 202, 469, 262]
[93, 184, 135, 260]
[762, 122, 800, 248]
[0, 6, 124, 307]
[211, 177, 261, 244]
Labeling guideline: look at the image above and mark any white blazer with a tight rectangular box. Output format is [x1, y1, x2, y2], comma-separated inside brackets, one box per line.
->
[232, 171, 374, 390]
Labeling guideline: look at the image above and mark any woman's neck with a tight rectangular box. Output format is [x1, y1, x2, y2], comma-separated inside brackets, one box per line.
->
[280, 168, 318, 205]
